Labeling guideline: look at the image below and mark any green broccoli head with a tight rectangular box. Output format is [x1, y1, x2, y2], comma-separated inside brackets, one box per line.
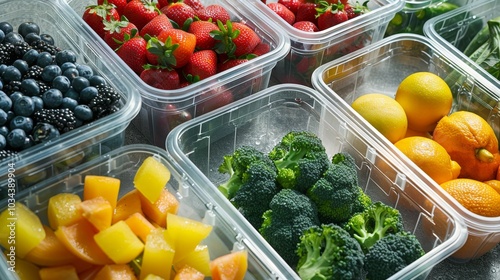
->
[344, 201, 405, 252]
[269, 131, 330, 193]
[217, 145, 276, 199]
[259, 189, 320, 266]
[364, 231, 425, 280]
[351, 186, 373, 215]
[307, 155, 359, 224]
[296, 224, 365, 280]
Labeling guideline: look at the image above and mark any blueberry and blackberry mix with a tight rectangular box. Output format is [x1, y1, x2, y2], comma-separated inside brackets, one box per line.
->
[0, 21, 122, 157]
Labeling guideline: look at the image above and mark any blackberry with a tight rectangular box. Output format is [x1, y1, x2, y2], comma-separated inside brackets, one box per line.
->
[0, 43, 15, 64]
[37, 80, 50, 95]
[23, 65, 43, 79]
[2, 80, 22, 95]
[30, 39, 60, 55]
[13, 41, 32, 59]
[0, 149, 18, 161]
[33, 108, 76, 133]
[88, 84, 121, 119]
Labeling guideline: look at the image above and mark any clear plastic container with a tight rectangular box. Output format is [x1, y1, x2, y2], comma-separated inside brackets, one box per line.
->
[312, 33, 500, 261]
[424, 0, 500, 90]
[62, 0, 290, 147]
[0, 0, 141, 198]
[0, 144, 292, 279]
[239, 0, 405, 87]
[166, 83, 467, 279]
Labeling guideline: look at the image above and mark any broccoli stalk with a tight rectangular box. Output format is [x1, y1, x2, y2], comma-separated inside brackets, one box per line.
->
[344, 201, 405, 252]
[296, 224, 365, 280]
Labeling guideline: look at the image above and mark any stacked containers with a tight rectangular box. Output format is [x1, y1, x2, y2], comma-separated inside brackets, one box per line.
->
[0, 0, 141, 197]
[63, 0, 290, 147]
[166, 83, 467, 279]
[0, 144, 295, 279]
[239, 0, 405, 86]
[312, 33, 500, 261]
[424, 0, 500, 90]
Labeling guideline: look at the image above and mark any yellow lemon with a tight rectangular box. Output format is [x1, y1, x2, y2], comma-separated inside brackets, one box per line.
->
[351, 93, 407, 143]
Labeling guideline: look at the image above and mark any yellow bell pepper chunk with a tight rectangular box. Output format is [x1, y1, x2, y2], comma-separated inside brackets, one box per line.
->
[140, 228, 175, 280]
[94, 220, 144, 264]
[134, 156, 171, 204]
[13, 257, 41, 280]
[83, 175, 120, 209]
[47, 193, 83, 230]
[173, 245, 211, 276]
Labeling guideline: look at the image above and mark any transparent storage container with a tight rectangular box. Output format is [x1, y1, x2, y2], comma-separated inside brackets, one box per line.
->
[424, 0, 500, 90]
[166, 83, 467, 279]
[62, 0, 290, 147]
[239, 0, 404, 87]
[0, 144, 291, 279]
[0, 0, 141, 198]
[312, 33, 500, 261]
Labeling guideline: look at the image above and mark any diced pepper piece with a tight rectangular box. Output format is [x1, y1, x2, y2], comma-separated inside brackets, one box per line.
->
[134, 156, 171, 204]
[13, 257, 41, 280]
[78, 265, 103, 280]
[140, 228, 175, 280]
[173, 245, 211, 276]
[124, 212, 155, 242]
[93, 264, 137, 280]
[113, 189, 143, 224]
[174, 265, 204, 280]
[210, 250, 248, 280]
[94, 220, 144, 264]
[80, 196, 113, 231]
[143, 274, 165, 280]
[39, 265, 79, 280]
[83, 175, 121, 209]
[0, 202, 46, 258]
[139, 189, 179, 228]
[47, 193, 83, 230]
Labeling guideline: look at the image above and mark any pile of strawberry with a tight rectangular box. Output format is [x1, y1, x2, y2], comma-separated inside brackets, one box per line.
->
[263, 0, 369, 31]
[82, 0, 270, 90]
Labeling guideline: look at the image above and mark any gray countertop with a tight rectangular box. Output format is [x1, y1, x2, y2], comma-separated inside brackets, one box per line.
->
[124, 123, 500, 279]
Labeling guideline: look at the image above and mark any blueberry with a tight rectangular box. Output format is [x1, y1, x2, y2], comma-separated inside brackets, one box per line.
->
[31, 96, 43, 112]
[20, 78, 40, 96]
[79, 86, 98, 104]
[0, 29, 4, 43]
[22, 136, 33, 149]
[0, 134, 6, 150]
[32, 122, 60, 143]
[24, 32, 41, 44]
[42, 88, 63, 108]
[22, 49, 39, 65]
[13, 95, 34, 117]
[0, 109, 8, 126]
[64, 88, 79, 100]
[61, 97, 78, 111]
[9, 92, 23, 104]
[0, 91, 12, 111]
[2, 65, 22, 83]
[52, 75, 71, 93]
[18, 22, 40, 38]
[56, 49, 77, 65]
[0, 64, 7, 76]
[89, 75, 107, 86]
[40, 34, 55, 45]
[6, 111, 14, 123]
[71, 76, 90, 92]
[41, 64, 62, 82]
[0, 80, 2, 90]
[63, 67, 79, 80]
[9, 116, 33, 133]
[74, 104, 93, 121]
[0, 126, 7, 136]
[76, 64, 93, 79]
[7, 128, 26, 149]
[36, 51, 53, 67]
[12, 59, 29, 76]
[0, 22, 13, 34]
[60, 62, 76, 73]
[3, 32, 24, 45]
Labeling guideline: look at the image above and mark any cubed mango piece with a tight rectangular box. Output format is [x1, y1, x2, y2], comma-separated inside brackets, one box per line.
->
[94, 220, 144, 264]
[80, 196, 113, 231]
[210, 250, 248, 280]
[83, 175, 120, 209]
[139, 189, 179, 228]
[93, 264, 137, 280]
[47, 193, 83, 230]
[174, 265, 204, 280]
[134, 156, 171, 204]
[39, 265, 79, 280]
[173, 245, 211, 276]
[125, 212, 155, 243]
[113, 189, 143, 224]
[140, 228, 175, 280]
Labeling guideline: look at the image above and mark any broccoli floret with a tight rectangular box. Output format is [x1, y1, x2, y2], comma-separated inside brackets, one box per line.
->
[296, 224, 364, 280]
[268, 131, 330, 193]
[344, 201, 405, 252]
[364, 231, 425, 280]
[352, 186, 373, 215]
[307, 153, 359, 224]
[259, 189, 320, 266]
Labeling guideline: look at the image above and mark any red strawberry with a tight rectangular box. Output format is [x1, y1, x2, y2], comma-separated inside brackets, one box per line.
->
[292, 21, 319, 32]
[251, 42, 271, 56]
[197, 4, 230, 23]
[278, 0, 306, 15]
[156, 29, 196, 69]
[195, 87, 234, 116]
[188, 20, 219, 50]
[212, 21, 261, 58]
[295, 2, 318, 24]
[184, 0, 205, 11]
[344, 2, 369, 19]
[83, 3, 120, 38]
[103, 17, 138, 51]
[98, 0, 127, 15]
[116, 33, 148, 75]
[316, 2, 348, 31]
[267, 3, 295, 25]
[122, 0, 161, 30]
[161, 2, 197, 29]
[140, 14, 174, 37]
[183, 49, 218, 83]
[217, 58, 250, 73]
[140, 67, 180, 89]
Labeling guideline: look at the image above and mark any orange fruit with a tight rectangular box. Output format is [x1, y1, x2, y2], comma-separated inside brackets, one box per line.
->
[394, 136, 460, 184]
[440, 178, 500, 217]
[404, 128, 432, 139]
[351, 93, 407, 143]
[395, 72, 453, 132]
[484, 180, 500, 194]
[433, 110, 500, 181]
